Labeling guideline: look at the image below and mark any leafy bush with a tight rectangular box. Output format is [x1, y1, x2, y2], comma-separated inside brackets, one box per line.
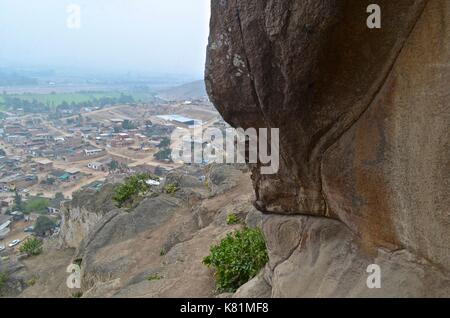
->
[122, 119, 137, 130]
[164, 183, 178, 195]
[226, 213, 241, 225]
[26, 277, 37, 286]
[113, 173, 153, 207]
[72, 291, 83, 298]
[203, 227, 268, 292]
[34, 216, 56, 237]
[146, 273, 163, 281]
[24, 197, 49, 214]
[13, 190, 24, 212]
[154, 148, 172, 162]
[19, 237, 43, 256]
[157, 137, 171, 149]
[108, 160, 119, 171]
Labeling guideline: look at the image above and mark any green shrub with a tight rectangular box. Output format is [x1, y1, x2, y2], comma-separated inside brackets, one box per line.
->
[113, 173, 153, 207]
[24, 197, 49, 214]
[203, 227, 268, 293]
[164, 183, 178, 195]
[34, 216, 56, 237]
[226, 213, 241, 225]
[26, 277, 37, 287]
[146, 273, 163, 281]
[72, 291, 83, 298]
[19, 237, 43, 256]
[157, 137, 171, 149]
[154, 148, 172, 162]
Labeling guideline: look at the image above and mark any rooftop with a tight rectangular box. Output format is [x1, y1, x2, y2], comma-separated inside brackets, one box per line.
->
[35, 158, 53, 165]
[66, 168, 81, 175]
[0, 214, 12, 225]
[157, 115, 198, 123]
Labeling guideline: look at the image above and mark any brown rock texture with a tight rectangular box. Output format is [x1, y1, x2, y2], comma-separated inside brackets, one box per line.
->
[206, 0, 450, 296]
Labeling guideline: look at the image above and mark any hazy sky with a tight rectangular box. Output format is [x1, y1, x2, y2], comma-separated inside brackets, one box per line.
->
[0, 0, 211, 77]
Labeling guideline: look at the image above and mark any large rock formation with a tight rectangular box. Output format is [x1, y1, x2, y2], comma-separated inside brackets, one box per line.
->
[206, 0, 450, 296]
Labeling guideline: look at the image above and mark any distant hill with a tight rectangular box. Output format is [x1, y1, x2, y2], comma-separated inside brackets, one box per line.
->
[0, 71, 38, 86]
[157, 80, 208, 101]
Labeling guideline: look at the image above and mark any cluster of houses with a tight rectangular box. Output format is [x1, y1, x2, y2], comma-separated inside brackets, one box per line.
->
[0, 109, 211, 187]
[0, 156, 84, 193]
[0, 117, 106, 161]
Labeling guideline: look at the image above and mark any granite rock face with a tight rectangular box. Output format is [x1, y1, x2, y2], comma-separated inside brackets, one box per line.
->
[59, 184, 117, 248]
[206, 0, 450, 296]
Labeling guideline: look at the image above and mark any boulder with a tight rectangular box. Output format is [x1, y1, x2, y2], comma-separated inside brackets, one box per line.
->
[206, 0, 450, 296]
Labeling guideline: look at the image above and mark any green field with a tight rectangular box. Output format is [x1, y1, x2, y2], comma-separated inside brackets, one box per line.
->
[10, 92, 123, 106]
[6, 91, 156, 109]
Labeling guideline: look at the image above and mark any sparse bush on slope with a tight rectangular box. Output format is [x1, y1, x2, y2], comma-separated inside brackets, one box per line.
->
[19, 237, 43, 256]
[203, 227, 268, 292]
[113, 173, 158, 207]
[226, 213, 241, 225]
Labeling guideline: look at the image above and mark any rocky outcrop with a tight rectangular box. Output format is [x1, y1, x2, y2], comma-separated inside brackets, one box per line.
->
[206, 164, 247, 195]
[59, 184, 116, 248]
[260, 211, 450, 297]
[6, 164, 255, 298]
[206, 0, 450, 296]
[37, 165, 255, 298]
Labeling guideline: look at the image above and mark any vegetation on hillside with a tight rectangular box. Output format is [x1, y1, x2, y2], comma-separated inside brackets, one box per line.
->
[146, 273, 163, 281]
[113, 173, 157, 207]
[226, 213, 241, 225]
[24, 197, 49, 214]
[153, 137, 173, 162]
[203, 227, 268, 293]
[12, 190, 24, 212]
[1, 91, 137, 113]
[11, 193, 50, 214]
[19, 237, 43, 256]
[154, 148, 172, 162]
[157, 137, 171, 149]
[122, 119, 137, 130]
[72, 291, 83, 298]
[34, 216, 57, 237]
[164, 183, 178, 195]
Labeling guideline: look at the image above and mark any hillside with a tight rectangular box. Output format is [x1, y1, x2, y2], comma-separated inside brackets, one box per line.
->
[157, 80, 208, 102]
[1, 164, 264, 298]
